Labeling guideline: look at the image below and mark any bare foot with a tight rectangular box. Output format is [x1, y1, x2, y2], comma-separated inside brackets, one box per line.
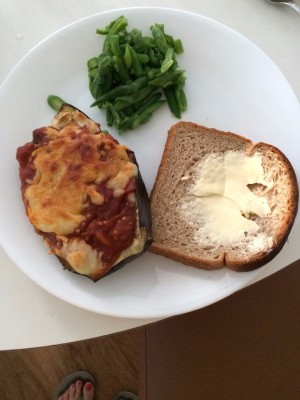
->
[58, 380, 95, 400]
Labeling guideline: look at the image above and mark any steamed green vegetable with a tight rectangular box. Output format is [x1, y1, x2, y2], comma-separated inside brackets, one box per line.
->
[47, 95, 64, 111]
[88, 16, 187, 133]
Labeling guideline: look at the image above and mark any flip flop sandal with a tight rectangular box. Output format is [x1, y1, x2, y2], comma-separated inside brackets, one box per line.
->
[52, 370, 95, 400]
[113, 391, 138, 400]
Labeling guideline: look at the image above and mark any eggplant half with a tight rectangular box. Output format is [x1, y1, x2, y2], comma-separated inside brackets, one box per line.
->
[16, 104, 152, 281]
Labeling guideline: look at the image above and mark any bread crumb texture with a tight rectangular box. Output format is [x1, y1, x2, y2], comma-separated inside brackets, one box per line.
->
[150, 123, 298, 271]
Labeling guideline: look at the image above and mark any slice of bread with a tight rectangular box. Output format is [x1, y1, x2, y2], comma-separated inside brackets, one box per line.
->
[150, 122, 298, 272]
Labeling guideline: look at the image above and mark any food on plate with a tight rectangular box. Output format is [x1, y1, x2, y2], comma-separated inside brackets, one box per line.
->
[16, 104, 152, 281]
[150, 122, 298, 272]
[88, 15, 187, 132]
[47, 95, 64, 111]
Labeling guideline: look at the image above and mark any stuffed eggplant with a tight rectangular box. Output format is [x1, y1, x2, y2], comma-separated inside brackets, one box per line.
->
[16, 104, 152, 281]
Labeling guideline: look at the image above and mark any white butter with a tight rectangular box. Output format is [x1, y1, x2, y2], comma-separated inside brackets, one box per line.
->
[185, 151, 273, 244]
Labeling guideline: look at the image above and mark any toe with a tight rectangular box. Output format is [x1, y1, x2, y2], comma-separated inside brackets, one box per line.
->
[68, 383, 76, 400]
[83, 381, 95, 400]
[58, 382, 76, 400]
[58, 389, 68, 400]
[74, 380, 83, 400]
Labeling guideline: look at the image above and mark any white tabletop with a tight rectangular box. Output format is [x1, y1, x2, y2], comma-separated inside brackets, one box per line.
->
[1, 0, 300, 350]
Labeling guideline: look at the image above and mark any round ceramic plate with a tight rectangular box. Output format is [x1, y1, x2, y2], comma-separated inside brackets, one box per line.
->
[0, 7, 299, 318]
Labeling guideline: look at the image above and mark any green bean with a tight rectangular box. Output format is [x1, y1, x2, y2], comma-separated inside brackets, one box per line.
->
[131, 92, 163, 119]
[161, 47, 174, 73]
[164, 86, 181, 118]
[103, 102, 122, 127]
[97, 16, 128, 35]
[151, 25, 168, 54]
[111, 55, 130, 84]
[174, 38, 184, 54]
[118, 94, 165, 131]
[96, 19, 117, 35]
[87, 57, 98, 70]
[131, 29, 154, 51]
[105, 103, 114, 126]
[87, 15, 187, 132]
[123, 44, 132, 69]
[91, 76, 148, 106]
[136, 53, 149, 64]
[148, 69, 185, 88]
[47, 95, 65, 111]
[148, 48, 161, 68]
[128, 45, 142, 76]
[108, 35, 122, 57]
[164, 34, 174, 47]
[155, 23, 164, 33]
[131, 28, 142, 44]
[122, 105, 132, 115]
[175, 83, 187, 113]
[101, 16, 128, 53]
[164, 83, 187, 118]
[88, 54, 112, 98]
[114, 86, 156, 111]
[130, 99, 165, 129]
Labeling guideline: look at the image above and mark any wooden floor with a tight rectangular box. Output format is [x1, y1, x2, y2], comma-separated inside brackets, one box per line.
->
[144, 261, 300, 400]
[1, 260, 300, 400]
[0, 328, 143, 400]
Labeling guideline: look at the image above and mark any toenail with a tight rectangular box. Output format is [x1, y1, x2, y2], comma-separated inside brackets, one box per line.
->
[85, 382, 93, 391]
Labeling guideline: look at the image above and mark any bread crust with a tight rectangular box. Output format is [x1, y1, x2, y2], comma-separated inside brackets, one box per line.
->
[150, 122, 298, 272]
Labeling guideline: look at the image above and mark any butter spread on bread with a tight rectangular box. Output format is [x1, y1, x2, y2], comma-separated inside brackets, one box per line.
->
[183, 151, 273, 245]
[150, 122, 298, 272]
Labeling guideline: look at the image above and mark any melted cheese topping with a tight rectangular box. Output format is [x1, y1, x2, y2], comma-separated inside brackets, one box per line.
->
[25, 131, 137, 236]
[48, 217, 147, 279]
[55, 237, 105, 276]
[19, 107, 146, 279]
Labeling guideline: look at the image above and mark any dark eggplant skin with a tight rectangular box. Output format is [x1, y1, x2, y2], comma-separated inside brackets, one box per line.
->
[47, 103, 152, 281]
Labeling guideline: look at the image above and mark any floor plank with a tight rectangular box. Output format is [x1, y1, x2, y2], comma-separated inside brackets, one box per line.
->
[0, 327, 143, 400]
[145, 261, 300, 400]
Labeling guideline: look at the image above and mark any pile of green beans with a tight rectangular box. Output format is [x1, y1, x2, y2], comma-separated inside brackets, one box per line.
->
[88, 15, 187, 132]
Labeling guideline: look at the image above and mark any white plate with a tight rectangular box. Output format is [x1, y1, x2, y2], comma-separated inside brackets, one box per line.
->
[0, 7, 300, 318]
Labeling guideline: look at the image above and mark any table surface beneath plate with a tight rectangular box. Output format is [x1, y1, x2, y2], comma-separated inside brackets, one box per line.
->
[1, 0, 300, 350]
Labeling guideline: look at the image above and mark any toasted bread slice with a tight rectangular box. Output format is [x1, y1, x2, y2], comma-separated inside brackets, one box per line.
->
[150, 122, 298, 272]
